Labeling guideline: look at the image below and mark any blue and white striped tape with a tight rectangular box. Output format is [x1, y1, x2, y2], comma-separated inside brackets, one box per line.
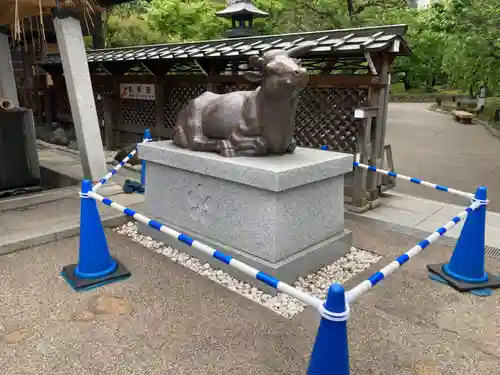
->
[353, 161, 475, 200]
[92, 138, 150, 192]
[87, 190, 324, 310]
[345, 200, 483, 303]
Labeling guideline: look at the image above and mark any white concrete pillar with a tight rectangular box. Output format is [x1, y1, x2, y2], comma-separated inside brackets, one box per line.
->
[0, 31, 20, 107]
[52, 10, 108, 182]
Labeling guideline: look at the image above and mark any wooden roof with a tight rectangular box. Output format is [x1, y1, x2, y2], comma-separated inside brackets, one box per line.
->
[39, 24, 411, 67]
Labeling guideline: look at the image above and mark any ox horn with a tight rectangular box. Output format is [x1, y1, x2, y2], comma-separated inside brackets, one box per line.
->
[248, 54, 265, 70]
[286, 40, 319, 58]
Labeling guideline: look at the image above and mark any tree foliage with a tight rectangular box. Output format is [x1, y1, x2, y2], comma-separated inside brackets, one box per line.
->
[104, 0, 500, 94]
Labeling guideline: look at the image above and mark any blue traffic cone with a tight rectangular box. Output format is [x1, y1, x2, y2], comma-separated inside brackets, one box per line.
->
[140, 128, 152, 191]
[428, 186, 500, 296]
[321, 145, 328, 151]
[61, 180, 131, 291]
[307, 284, 350, 375]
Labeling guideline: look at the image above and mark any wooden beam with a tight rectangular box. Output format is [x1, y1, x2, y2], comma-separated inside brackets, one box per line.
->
[100, 61, 142, 76]
[364, 52, 378, 76]
[354, 106, 379, 119]
[116, 75, 155, 84]
[308, 75, 386, 88]
[142, 60, 173, 76]
[320, 59, 338, 75]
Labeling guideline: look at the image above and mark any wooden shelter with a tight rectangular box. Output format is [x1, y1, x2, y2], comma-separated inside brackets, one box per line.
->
[34, 24, 411, 209]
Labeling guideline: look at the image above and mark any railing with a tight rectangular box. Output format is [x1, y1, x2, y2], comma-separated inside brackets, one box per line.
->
[352, 161, 475, 200]
[62, 131, 494, 375]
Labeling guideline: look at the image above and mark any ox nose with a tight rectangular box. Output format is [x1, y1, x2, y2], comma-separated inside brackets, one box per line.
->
[293, 69, 302, 76]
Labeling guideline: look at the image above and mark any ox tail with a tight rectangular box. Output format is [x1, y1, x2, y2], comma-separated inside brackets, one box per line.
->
[172, 107, 190, 148]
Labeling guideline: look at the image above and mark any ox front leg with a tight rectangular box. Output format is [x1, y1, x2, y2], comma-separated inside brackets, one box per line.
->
[191, 136, 220, 153]
[218, 140, 237, 157]
[286, 138, 297, 154]
[228, 133, 268, 157]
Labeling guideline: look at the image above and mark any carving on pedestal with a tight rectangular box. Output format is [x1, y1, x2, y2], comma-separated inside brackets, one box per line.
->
[187, 184, 211, 224]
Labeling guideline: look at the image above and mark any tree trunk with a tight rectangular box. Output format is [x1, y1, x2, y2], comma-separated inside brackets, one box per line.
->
[403, 77, 412, 91]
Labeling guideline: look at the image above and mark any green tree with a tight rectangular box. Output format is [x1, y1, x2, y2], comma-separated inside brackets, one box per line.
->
[103, 0, 500, 96]
[147, 0, 227, 42]
[440, 0, 500, 94]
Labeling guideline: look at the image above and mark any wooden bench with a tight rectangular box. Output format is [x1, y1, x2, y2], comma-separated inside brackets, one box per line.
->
[452, 110, 475, 124]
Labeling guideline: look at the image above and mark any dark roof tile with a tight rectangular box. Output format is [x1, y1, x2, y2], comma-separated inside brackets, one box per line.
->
[38, 24, 411, 66]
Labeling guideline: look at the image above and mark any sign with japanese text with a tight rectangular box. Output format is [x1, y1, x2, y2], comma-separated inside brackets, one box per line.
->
[119, 83, 155, 100]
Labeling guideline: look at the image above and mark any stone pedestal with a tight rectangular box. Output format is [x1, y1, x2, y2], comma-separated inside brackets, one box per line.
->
[138, 141, 353, 288]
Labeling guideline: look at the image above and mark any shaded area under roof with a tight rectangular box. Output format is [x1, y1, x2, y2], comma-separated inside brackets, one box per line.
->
[38, 24, 411, 67]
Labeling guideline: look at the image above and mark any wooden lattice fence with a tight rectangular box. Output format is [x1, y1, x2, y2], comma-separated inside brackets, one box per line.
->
[51, 76, 369, 155]
[43, 77, 373, 170]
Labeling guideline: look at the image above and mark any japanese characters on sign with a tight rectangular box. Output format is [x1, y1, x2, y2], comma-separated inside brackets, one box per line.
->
[119, 83, 155, 100]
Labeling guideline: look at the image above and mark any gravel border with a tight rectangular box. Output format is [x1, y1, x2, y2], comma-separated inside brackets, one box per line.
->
[114, 222, 381, 318]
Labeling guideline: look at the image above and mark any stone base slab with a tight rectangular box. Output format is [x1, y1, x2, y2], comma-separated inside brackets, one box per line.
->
[139, 220, 352, 294]
[346, 198, 381, 213]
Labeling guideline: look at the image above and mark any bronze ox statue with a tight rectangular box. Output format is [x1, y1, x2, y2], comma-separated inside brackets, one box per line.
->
[172, 41, 318, 157]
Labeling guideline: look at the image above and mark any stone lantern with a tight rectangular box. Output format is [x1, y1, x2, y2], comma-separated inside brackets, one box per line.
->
[216, 0, 269, 38]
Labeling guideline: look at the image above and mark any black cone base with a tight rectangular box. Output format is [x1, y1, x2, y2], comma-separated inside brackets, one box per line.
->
[61, 258, 131, 291]
[427, 263, 500, 292]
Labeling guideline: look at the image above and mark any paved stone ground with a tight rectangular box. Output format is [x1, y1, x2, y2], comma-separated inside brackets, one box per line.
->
[0, 231, 313, 375]
[297, 216, 500, 375]
[386, 103, 500, 212]
[1, 218, 499, 375]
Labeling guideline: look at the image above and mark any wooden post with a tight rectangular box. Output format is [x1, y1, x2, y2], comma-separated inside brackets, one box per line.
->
[377, 72, 391, 188]
[92, 12, 105, 50]
[103, 94, 116, 150]
[43, 90, 54, 131]
[350, 106, 378, 212]
[34, 91, 44, 125]
[155, 76, 164, 132]
[22, 42, 36, 111]
[366, 55, 390, 202]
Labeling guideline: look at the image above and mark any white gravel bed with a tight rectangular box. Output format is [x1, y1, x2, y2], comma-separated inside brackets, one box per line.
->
[114, 222, 381, 318]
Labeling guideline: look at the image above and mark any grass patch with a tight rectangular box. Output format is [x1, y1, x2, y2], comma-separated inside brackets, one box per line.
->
[390, 82, 406, 94]
[389, 84, 468, 102]
[434, 97, 500, 129]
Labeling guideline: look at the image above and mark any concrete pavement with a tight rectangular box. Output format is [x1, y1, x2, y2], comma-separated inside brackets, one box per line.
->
[0, 144, 144, 254]
[1, 217, 499, 374]
[297, 215, 500, 375]
[386, 103, 500, 212]
[0, 231, 313, 375]
[357, 191, 500, 250]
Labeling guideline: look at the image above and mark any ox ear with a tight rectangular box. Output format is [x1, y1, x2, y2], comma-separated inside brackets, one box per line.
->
[248, 55, 264, 70]
[286, 40, 318, 58]
[243, 71, 263, 83]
